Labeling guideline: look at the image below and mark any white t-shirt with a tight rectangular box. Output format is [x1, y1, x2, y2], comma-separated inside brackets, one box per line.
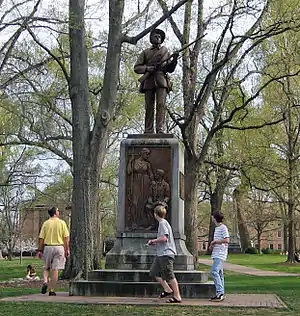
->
[156, 218, 177, 257]
[211, 224, 230, 261]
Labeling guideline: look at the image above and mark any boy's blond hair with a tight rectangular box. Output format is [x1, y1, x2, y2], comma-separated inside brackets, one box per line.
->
[154, 205, 167, 218]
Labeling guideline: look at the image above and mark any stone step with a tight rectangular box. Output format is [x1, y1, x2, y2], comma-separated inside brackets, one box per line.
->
[69, 280, 215, 298]
[88, 269, 209, 283]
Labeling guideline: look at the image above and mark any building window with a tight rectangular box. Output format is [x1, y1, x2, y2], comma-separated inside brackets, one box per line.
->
[202, 242, 206, 250]
[270, 244, 274, 250]
[277, 231, 282, 238]
[278, 244, 282, 250]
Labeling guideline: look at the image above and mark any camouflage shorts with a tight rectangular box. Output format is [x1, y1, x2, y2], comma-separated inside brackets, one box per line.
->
[149, 256, 175, 281]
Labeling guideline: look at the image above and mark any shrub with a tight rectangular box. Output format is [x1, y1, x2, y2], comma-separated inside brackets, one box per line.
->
[262, 248, 272, 254]
[245, 247, 258, 254]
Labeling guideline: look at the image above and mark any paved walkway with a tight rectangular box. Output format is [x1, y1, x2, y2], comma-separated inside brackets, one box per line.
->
[0, 292, 287, 308]
[1, 261, 295, 309]
[199, 258, 300, 276]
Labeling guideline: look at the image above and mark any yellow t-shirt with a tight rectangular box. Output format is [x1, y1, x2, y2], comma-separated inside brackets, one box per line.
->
[39, 218, 69, 245]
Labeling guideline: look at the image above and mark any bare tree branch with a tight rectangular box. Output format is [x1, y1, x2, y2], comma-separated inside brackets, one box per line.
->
[121, 0, 188, 44]
[26, 26, 70, 83]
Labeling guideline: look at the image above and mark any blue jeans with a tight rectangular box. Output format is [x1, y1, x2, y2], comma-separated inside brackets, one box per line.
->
[211, 258, 225, 294]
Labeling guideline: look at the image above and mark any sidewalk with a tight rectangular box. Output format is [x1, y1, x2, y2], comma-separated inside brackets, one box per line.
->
[199, 258, 300, 276]
[0, 292, 287, 308]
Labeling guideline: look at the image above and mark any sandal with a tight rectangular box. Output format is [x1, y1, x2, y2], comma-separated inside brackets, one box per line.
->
[159, 291, 173, 298]
[166, 297, 182, 303]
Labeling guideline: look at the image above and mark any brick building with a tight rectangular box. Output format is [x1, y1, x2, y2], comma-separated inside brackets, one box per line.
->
[21, 205, 70, 242]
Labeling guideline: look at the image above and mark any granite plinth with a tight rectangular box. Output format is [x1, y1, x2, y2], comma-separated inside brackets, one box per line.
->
[105, 232, 194, 270]
[69, 269, 214, 298]
[127, 134, 175, 139]
[228, 243, 243, 254]
[88, 269, 209, 283]
[106, 136, 194, 270]
[80, 135, 212, 299]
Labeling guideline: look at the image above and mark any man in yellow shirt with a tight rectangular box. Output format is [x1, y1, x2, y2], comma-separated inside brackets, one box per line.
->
[38, 206, 70, 296]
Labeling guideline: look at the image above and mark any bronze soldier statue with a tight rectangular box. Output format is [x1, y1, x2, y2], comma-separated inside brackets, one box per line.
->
[134, 29, 178, 134]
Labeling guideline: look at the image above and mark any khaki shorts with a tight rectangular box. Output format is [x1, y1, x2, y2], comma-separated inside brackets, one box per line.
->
[43, 246, 66, 270]
[149, 256, 175, 281]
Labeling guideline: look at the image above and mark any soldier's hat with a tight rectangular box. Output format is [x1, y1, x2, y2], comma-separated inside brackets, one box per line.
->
[150, 28, 166, 43]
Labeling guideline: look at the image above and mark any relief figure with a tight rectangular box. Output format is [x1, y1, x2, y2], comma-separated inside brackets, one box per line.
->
[126, 148, 153, 230]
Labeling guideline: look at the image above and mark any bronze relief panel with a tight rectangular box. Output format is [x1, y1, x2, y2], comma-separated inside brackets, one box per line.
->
[125, 146, 172, 231]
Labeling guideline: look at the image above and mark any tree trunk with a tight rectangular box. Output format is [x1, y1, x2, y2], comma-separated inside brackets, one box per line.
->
[286, 106, 296, 263]
[89, 0, 124, 269]
[287, 201, 295, 262]
[208, 134, 230, 251]
[283, 222, 288, 253]
[207, 175, 228, 254]
[66, 0, 96, 279]
[184, 155, 200, 260]
[8, 245, 13, 261]
[65, 0, 125, 278]
[257, 231, 261, 253]
[233, 186, 251, 251]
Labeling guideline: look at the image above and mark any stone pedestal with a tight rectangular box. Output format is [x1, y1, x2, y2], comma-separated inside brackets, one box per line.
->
[69, 270, 214, 298]
[229, 197, 242, 254]
[105, 134, 194, 270]
[70, 134, 215, 298]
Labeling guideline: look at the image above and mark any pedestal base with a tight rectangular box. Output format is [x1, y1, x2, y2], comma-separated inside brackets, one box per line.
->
[105, 232, 194, 270]
[69, 270, 215, 298]
[228, 242, 243, 253]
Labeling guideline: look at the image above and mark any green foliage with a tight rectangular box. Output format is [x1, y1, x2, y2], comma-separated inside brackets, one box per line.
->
[261, 248, 274, 254]
[35, 172, 73, 210]
[244, 247, 258, 254]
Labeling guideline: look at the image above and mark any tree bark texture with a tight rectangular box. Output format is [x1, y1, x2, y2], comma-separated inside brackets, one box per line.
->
[208, 132, 231, 249]
[207, 175, 228, 253]
[233, 186, 251, 251]
[184, 155, 200, 259]
[257, 231, 262, 253]
[89, 0, 124, 269]
[286, 107, 296, 262]
[68, 0, 93, 279]
[66, 0, 125, 278]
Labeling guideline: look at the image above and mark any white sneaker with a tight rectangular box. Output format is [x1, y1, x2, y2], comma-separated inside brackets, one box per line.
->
[210, 294, 225, 302]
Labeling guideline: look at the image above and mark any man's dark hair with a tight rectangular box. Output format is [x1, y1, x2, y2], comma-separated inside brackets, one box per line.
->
[213, 211, 224, 223]
[48, 207, 57, 217]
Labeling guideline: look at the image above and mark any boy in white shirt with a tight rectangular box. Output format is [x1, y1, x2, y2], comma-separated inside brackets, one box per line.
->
[209, 211, 230, 302]
[147, 205, 182, 303]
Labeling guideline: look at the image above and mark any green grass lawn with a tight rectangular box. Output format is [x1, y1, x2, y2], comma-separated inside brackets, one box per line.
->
[1, 255, 300, 315]
[0, 302, 292, 316]
[0, 257, 44, 281]
[226, 253, 300, 273]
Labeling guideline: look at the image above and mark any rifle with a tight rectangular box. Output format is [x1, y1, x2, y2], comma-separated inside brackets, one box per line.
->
[138, 33, 207, 84]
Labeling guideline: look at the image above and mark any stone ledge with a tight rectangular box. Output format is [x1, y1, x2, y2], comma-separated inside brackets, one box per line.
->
[88, 270, 209, 282]
[127, 134, 175, 139]
[69, 280, 215, 298]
